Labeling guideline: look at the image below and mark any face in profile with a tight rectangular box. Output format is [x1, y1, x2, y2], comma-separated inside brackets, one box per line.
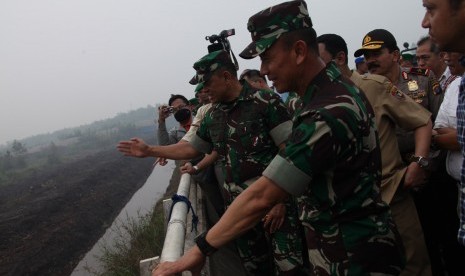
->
[422, 0, 465, 52]
[444, 52, 465, 76]
[259, 39, 295, 93]
[203, 72, 227, 103]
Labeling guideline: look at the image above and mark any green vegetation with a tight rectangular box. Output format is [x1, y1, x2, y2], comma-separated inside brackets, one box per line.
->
[85, 205, 166, 276]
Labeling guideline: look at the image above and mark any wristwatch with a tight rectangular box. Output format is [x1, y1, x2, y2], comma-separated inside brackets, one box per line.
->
[409, 155, 430, 168]
[194, 231, 217, 256]
[193, 165, 200, 173]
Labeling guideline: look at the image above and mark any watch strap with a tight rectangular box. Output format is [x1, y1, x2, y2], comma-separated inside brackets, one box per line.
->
[409, 155, 429, 168]
[195, 231, 217, 256]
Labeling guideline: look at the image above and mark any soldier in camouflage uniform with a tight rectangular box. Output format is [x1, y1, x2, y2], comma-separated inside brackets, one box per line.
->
[151, 1, 405, 275]
[118, 49, 305, 275]
[190, 50, 305, 275]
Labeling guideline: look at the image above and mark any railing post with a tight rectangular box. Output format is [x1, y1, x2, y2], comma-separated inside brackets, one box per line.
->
[140, 173, 198, 276]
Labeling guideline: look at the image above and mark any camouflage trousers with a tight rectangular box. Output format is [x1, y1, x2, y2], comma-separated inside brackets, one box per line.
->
[302, 210, 405, 275]
[225, 180, 306, 275]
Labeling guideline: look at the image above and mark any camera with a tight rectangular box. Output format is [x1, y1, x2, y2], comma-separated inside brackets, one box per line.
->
[205, 29, 235, 53]
[204, 29, 239, 71]
[160, 106, 175, 115]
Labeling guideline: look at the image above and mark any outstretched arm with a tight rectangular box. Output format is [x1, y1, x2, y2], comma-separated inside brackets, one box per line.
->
[152, 176, 289, 275]
[117, 137, 201, 160]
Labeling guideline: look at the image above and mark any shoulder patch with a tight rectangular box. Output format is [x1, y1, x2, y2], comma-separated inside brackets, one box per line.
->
[409, 67, 430, 76]
[432, 81, 442, 95]
[388, 83, 405, 100]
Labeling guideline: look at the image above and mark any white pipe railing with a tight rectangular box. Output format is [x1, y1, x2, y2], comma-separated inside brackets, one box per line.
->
[160, 173, 192, 262]
[140, 173, 208, 276]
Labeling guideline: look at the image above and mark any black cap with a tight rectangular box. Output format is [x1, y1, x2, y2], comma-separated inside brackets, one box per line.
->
[354, 29, 399, 57]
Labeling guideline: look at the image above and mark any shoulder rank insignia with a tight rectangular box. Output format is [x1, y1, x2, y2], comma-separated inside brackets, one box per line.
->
[389, 84, 405, 100]
[408, 80, 419, 91]
[409, 67, 430, 76]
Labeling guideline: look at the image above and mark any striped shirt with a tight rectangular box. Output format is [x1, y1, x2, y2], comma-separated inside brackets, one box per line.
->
[456, 74, 465, 245]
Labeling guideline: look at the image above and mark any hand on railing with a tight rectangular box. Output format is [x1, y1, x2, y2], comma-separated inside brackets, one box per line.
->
[180, 162, 198, 175]
[153, 157, 168, 167]
[152, 246, 205, 276]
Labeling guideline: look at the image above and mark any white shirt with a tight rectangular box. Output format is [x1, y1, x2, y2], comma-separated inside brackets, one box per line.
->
[434, 76, 462, 180]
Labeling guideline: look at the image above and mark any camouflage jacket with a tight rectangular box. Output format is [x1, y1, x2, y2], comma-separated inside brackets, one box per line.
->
[263, 63, 403, 274]
[190, 80, 292, 186]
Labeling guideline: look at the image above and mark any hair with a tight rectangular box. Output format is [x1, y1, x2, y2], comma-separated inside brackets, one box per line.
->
[239, 69, 267, 83]
[168, 94, 189, 106]
[316, 34, 349, 65]
[213, 63, 238, 79]
[281, 27, 319, 54]
[450, 0, 464, 9]
[417, 35, 440, 54]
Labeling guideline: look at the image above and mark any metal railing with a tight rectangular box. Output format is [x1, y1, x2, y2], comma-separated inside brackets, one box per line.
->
[139, 173, 208, 276]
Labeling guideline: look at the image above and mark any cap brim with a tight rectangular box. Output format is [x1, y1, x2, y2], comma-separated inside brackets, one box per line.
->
[189, 72, 214, 86]
[239, 41, 263, 60]
[189, 75, 198, 85]
[354, 44, 383, 57]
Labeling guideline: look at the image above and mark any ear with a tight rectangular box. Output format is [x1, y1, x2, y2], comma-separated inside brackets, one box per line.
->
[439, 51, 447, 60]
[392, 50, 401, 63]
[293, 40, 308, 65]
[256, 79, 266, 89]
[222, 70, 232, 82]
[335, 51, 346, 66]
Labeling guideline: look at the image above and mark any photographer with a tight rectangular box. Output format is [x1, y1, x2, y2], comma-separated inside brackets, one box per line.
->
[157, 94, 192, 146]
[156, 94, 193, 167]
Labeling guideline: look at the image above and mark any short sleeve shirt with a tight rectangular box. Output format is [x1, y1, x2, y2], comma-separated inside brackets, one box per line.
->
[351, 73, 431, 202]
[182, 103, 212, 143]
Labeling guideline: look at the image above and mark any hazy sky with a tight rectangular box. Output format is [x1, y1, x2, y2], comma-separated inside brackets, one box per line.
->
[0, 0, 428, 146]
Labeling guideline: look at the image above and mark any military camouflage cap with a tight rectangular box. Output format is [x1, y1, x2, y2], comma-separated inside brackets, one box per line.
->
[194, 82, 204, 94]
[354, 29, 399, 57]
[189, 50, 235, 85]
[189, 97, 199, 106]
[239, 0, 312, 59]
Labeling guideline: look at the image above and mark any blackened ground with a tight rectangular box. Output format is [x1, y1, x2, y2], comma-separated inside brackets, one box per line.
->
[0, 149, 154, 276]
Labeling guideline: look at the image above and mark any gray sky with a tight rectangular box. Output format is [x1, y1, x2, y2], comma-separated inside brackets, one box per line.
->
[0, 0, 428, 146]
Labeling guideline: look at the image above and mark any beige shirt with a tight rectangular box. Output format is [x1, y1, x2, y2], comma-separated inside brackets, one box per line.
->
[351, 72, 431, 203]
[182, 103, 212, 143]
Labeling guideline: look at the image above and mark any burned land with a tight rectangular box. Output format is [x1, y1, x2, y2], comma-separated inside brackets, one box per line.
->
[0, 148, 154, 276]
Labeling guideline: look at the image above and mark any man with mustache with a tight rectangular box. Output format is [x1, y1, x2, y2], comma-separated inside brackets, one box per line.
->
[355, 29, 446, 275]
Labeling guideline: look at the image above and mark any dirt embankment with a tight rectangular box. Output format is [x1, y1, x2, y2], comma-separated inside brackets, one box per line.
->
[0, 149, 154, 276]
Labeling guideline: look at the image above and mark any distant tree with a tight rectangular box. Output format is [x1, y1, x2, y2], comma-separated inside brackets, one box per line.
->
[0, 150, 13, 171]
[11, 140, 27, 156]
[47, 142, 61, 165]
[73, 129, 82, 137]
